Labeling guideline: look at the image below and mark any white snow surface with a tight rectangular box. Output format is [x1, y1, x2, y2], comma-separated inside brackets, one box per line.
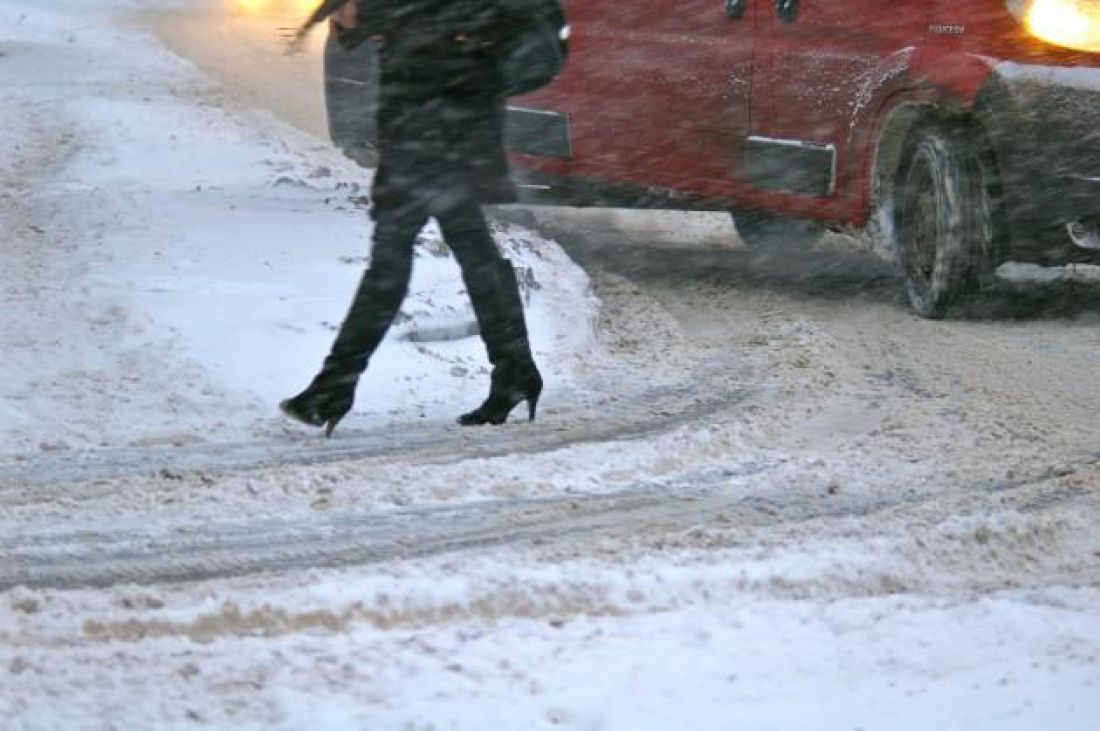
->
[2, 2, 1099, 730]
[0, 0, 597, 453]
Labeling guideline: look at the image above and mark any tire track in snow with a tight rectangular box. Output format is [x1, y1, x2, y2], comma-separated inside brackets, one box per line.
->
[0, 466, 764, 590]
[0, 367, 750, 490]
[5, 456, 1098, 591]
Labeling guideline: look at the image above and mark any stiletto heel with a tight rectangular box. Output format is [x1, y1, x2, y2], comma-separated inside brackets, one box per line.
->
[323, 413, 346, 438]
[280, 378, 356, 437]
[458, 364, 543, 426]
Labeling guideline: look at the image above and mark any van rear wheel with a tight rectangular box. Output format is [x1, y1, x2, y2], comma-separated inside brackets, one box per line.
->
[893, 119, 1000, 318]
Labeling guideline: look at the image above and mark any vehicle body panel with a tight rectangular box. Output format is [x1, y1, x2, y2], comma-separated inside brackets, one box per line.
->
[511, 0, 756, 199]
[751, 0, 928, 198]
[325, 0, 1100, 262]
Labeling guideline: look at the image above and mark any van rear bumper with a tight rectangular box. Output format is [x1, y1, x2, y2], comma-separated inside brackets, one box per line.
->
[981, 62, 1100, 261]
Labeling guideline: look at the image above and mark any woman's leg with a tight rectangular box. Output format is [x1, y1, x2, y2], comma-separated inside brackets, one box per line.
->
[437, 203, 542, 424]
[321, 207, 424, 378]
[281, 203, 427, 434]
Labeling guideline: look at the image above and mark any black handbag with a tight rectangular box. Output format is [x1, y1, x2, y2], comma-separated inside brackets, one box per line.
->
[496, 0, 569, 97]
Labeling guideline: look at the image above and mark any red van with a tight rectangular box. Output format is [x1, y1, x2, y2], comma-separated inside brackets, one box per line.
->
[325, 0, 1100, 317]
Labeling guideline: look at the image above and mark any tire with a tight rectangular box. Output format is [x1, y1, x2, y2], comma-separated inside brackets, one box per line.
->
[732, 209, 825, 250]
[893, 119, 1001, 318]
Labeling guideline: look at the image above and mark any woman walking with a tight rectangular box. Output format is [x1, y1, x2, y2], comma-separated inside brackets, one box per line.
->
[280, 0, 542, 436]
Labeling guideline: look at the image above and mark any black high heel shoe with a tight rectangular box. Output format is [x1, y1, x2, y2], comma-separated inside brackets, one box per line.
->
[457, 363, 543, 426]
[279, 379, 356, 437]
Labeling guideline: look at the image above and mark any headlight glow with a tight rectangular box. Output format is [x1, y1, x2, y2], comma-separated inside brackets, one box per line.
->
[230, 0, 320, 18]
[1009, 0, 1100, 53]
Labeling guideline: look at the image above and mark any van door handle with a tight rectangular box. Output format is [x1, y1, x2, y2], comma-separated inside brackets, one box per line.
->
[726, 0, 746, 19]
[776, 0, 799, 22]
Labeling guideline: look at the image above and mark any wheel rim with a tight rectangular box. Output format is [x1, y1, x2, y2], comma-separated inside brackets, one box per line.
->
[910, 156, 937, 287]
[901, 144, 941, 299]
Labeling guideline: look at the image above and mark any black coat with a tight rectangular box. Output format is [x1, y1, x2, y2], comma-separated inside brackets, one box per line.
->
[355, 0, 517, 214]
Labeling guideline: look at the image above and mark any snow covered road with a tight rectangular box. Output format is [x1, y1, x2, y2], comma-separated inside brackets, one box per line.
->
[2, 1, 1100, 729]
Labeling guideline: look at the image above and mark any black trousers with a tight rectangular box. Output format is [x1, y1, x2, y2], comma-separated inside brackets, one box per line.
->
[320, 200, 509, 381]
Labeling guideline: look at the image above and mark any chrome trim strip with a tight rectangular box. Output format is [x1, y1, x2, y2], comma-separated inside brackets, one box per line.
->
[507, 106, 569, 119]
[329, 76, 374, 86]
